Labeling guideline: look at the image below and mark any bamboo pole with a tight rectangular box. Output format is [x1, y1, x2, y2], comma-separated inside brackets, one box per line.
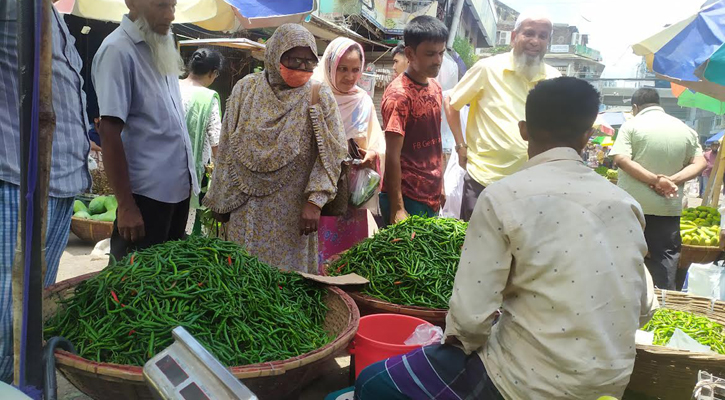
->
[705, 138, 725, 208]
[13, 0, 55, 389]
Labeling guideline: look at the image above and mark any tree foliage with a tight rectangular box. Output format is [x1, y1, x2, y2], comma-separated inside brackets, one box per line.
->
[453, 36, 477, 68]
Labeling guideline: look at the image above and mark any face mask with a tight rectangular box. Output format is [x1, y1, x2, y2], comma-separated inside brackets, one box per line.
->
[279, 64, 313, 88]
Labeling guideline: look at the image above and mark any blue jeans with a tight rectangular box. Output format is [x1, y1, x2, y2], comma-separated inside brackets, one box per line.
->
[378, 193, 438, 227]
[0, 181, 74, 382]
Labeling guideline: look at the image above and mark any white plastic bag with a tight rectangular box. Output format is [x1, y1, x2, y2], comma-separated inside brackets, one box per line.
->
[635, 329, 654, 346]
[440, 150, 467, 219]
[404, 323, 443, 346]
[349, 164, 381, 207]
[686, 262, 725, 300]
[667, 328, 715, 353]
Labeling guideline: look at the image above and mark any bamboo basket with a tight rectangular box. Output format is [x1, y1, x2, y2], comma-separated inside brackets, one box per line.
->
[679, 244, 722, 269]
[346, 290, 447, 327]
[628, 289, 725, 400]
[44, 272, 360, 400]
[70, 217, 113, 243]
[321, 256, 448, 327]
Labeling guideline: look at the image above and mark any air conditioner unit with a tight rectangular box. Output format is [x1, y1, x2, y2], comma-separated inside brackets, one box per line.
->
[571, 33, 581, 45]
[497, 31, 511, 46]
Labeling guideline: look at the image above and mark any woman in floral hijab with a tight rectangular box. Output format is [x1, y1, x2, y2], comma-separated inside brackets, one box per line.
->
[204, 24, 347, 273]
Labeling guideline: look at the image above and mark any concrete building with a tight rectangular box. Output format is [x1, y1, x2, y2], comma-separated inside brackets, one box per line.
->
[543, 24, 605, 79]
[446, 0, 498, 49]
[489, 2, 605, 78]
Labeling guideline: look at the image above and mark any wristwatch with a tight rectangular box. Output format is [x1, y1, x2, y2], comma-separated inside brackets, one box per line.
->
[455, 143, 468, 151]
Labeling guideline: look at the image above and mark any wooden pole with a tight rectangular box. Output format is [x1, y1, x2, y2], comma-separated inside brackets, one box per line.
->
[705, 138, 725, 208]
[13, 0, 55, 389]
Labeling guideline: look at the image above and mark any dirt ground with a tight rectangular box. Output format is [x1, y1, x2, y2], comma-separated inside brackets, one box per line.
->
[55, 234, 352, 400]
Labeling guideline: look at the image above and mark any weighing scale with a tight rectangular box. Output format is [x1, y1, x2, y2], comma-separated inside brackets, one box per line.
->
[143, 327, 258, 400]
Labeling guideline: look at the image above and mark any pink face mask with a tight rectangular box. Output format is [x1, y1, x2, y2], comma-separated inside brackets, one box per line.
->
[279, 64, 313, 88]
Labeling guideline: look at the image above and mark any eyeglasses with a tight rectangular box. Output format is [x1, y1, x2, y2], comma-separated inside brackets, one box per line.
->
[281, 55, 318, 71]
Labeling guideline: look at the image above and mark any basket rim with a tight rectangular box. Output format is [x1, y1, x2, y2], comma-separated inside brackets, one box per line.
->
[347, 290, 448, 316]
[70, 216, 114, 226]
[47, 273, 360, 380]
[322, 254, 448, 316]
[681, 244, 721, 251]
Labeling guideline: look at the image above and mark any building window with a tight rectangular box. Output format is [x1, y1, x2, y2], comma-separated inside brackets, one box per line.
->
[496, 31, 511, 45]
[556, 66, 568, 75]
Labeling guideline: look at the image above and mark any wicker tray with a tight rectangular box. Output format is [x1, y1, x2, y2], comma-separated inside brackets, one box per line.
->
[44, 272, 360, 400]
[628, 289, 725, 400]
[679, 244, 722, 269]
[70, 217, 113, 243]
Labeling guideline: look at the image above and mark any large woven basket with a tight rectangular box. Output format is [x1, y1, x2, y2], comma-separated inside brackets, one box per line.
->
[44, 272, 360, 400]
[322, 256, 448, 327]
[345, 290, 448, 327]
[679, 244, 722, 268]
[628, 289, 725, 400]
[69, 217, 113, 243]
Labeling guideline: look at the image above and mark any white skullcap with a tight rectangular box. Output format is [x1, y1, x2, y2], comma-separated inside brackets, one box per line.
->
[514, 7, 553, 31]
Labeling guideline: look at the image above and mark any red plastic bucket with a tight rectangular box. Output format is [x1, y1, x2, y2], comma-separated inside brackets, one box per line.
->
[349, 313, 433, 378]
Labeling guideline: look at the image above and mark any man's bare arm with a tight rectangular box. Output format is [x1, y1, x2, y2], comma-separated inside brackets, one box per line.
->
[385, 132, 407, 224]
[98, 117, 145, 242]
[670, 156, 707, 186]
[613, 154, 677, 197]
[444, 96, 467, 168]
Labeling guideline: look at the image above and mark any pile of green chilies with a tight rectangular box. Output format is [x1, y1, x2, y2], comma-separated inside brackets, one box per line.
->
[643, 309, 725, 354]
[328, 216, 467, 309]
[45, 236, 331, 366]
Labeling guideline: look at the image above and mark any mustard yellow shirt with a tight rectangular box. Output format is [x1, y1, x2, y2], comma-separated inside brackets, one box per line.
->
[449, 51, 560, 187]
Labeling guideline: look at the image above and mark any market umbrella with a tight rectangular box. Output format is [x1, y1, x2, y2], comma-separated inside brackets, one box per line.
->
[706, 130, 725, 145]
[672, 82, 725, 114]
[632, 0, 725, 109]
[56, 0, 221, 23]
[56, 0, 317, 31]
[591, 136, 615, 146]
[226, 0, 317, 29]
[593, 114, 615, 136]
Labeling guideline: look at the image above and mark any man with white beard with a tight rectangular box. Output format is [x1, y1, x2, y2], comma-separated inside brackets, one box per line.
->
[444, 10, 560, 221]
[92, 0, 199, 260]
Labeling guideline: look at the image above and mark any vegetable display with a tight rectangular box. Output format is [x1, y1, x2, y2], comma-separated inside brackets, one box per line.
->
[643, 309, 725, 354]
[681, 206, 721, 246]
[328, 216, 467, 309]
[73, 195, 117, 222]
[593, 166, 618, 181]
[45, 236, 331, 366]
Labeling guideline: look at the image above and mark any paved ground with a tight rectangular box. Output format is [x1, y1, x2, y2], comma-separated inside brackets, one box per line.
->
[55, 234, 351, 400]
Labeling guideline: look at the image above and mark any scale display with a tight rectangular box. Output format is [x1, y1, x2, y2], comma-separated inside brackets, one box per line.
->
[143, 327, 257, 400]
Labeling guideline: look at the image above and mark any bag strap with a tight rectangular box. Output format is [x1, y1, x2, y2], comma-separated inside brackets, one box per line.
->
[311, 80, 321, 106]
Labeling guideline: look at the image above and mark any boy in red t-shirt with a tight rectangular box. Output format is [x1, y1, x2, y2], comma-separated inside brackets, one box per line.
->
[380, 15, 448, 226]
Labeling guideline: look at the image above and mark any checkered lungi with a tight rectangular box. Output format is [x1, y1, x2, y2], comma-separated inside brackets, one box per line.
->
[355, 344, 504, 400]
[0, 181, 74, 382]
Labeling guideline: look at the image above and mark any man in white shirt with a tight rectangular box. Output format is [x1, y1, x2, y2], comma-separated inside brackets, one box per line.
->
[93, 0, 199, 261]
[355, 77, 657, 400]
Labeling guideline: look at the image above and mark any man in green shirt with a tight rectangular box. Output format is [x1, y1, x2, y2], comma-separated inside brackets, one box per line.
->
[610, 88, 706, 289]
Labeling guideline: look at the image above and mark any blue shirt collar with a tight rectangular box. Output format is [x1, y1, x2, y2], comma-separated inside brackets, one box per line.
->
[121, 15, 144, 44]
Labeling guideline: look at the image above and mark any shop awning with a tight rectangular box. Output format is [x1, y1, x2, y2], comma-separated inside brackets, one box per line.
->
[179, 38, 265, 52]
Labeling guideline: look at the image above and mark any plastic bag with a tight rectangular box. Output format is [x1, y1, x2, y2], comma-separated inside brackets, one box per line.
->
[667, 328, 715, 353]
[404, 323, 443, 346]
[685, 261, 725, 300]
[635, 329, 654, 346]
[440, 149, 467, 219]
[349, 164, 381, 207]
